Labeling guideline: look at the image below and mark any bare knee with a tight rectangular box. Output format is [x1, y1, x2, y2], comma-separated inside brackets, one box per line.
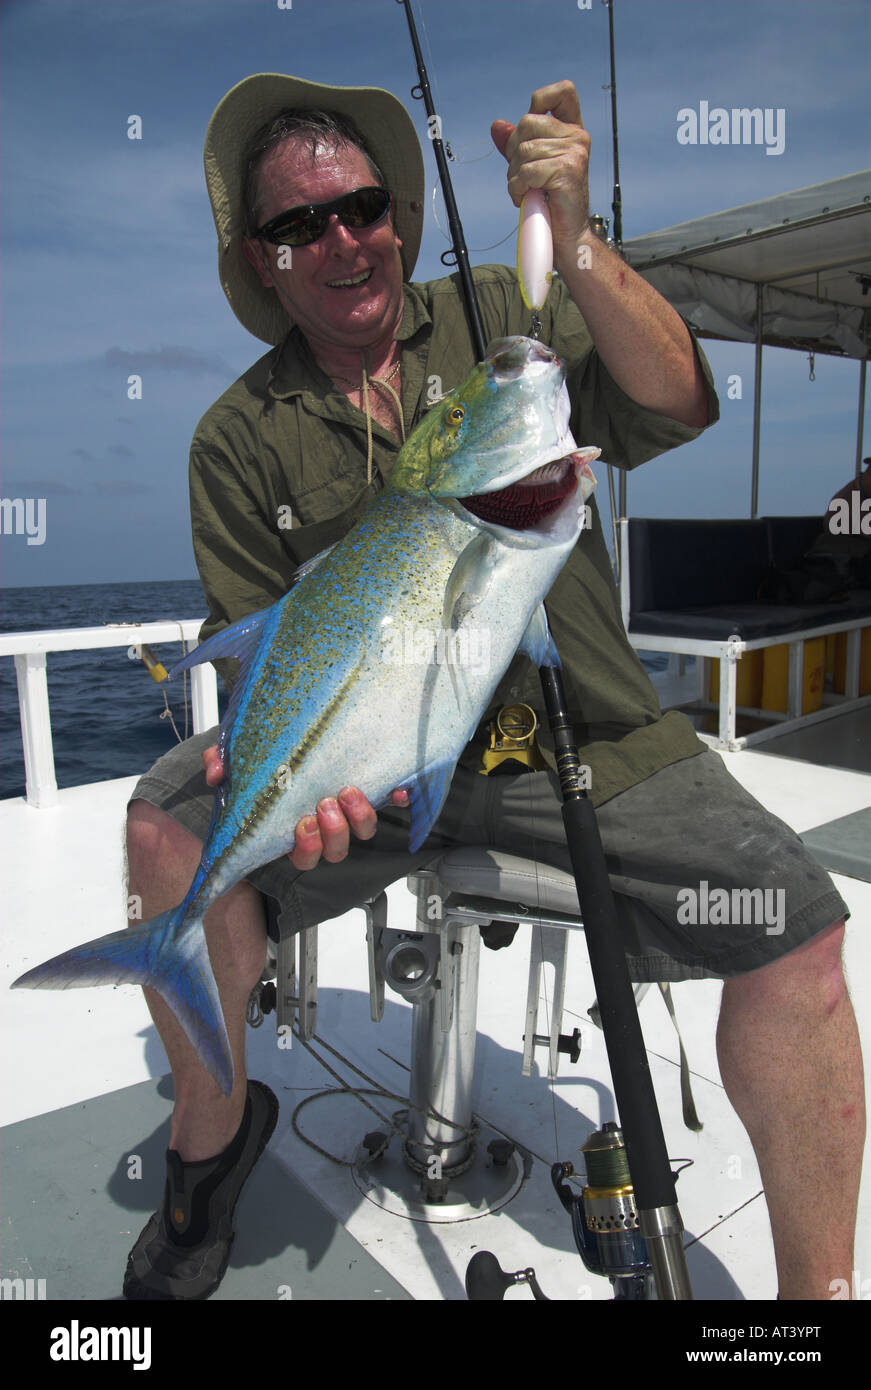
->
[126, 798, 205, 914]
[127, 798, 202, 875]
[126, 800, 267, 980]
[723, 919, 848, 1019]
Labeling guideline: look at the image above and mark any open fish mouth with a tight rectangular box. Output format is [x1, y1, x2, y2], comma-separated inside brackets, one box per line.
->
[457, 449, 596, 538]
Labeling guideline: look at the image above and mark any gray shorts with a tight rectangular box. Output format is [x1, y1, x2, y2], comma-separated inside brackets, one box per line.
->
[128, 731, 848, 984]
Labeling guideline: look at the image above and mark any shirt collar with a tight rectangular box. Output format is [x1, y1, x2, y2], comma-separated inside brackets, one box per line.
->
[266, 283, 432, 400]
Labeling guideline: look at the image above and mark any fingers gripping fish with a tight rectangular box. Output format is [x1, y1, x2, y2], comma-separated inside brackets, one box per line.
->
[13, 337, 598, 1097]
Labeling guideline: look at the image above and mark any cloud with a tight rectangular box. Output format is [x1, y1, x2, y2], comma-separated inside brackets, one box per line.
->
[101, 345, 235, 376]
[97, 480, 152, 495]
[107, 443, 135, 459]
[2, 477, 80, 495]
[72, 448, 96, 462]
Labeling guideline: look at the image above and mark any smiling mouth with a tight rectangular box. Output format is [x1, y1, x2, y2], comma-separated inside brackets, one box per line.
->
[326, 269, 373, 289]
[459, 454, 582, 531]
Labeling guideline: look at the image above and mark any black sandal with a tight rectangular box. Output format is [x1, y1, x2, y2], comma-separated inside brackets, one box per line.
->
[123, 1079, 279, 1300]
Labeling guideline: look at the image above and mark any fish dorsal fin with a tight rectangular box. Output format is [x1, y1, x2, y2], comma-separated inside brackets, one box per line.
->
[399, 758, 458, 853]
[291, 543, 338, 587]
[168, 605, 278, 793]
[168, 607, 273, 683]
[518, 602, 561, 668]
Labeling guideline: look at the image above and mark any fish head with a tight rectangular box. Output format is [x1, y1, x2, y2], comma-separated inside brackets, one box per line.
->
[391, 336, 598, 548]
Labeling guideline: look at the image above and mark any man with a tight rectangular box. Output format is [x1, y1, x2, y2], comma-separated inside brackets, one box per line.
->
[123, 74, 863, 1300]
[829, 456, 871, 510]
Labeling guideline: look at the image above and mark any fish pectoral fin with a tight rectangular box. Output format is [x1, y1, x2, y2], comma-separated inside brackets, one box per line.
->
[442, 532, 500, 634]
[401, 759, 458, 854]
[518, 602, 561, 668]
[440, 532, 501, 712]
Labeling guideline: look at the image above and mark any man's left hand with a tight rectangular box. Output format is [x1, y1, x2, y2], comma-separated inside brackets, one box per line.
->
[491, 80, 591, 260]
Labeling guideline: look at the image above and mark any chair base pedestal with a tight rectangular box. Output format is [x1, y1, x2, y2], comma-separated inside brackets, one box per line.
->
[350, 1118, 526, 1219]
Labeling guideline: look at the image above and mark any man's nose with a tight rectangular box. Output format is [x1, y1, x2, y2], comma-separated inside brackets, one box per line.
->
[323, 214, 361, 250]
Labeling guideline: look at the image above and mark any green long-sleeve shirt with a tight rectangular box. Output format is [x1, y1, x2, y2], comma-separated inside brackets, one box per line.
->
[188, 263, 719, 807]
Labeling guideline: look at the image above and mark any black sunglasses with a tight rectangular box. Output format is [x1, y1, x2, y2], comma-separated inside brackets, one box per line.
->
[255, 186, 392, 247]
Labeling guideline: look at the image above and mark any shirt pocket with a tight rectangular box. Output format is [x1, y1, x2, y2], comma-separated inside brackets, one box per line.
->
[281, 484, 375, 569]
[267, 405, 387, 564]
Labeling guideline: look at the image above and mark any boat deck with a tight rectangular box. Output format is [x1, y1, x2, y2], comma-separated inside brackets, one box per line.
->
[2, 711, 870, 1304]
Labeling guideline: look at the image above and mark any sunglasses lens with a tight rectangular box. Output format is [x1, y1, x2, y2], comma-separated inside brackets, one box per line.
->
[260, 188, 390, 246]
[340, 188, 391, 228]
[264, 209, 327, 246]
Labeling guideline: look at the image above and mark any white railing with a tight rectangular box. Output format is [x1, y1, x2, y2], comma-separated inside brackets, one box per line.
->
[618, 519, 871, 750]
[0, 621, 219, 809]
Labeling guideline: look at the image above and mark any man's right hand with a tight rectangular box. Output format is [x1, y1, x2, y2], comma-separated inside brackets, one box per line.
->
[201, 745, 409, 871]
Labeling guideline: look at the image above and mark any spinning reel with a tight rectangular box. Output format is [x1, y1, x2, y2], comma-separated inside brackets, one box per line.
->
[466, 1122, 689, 1300]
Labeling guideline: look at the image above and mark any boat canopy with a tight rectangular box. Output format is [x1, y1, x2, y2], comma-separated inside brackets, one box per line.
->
[624, 171, 870, 360]
[618, 172, 870, 517]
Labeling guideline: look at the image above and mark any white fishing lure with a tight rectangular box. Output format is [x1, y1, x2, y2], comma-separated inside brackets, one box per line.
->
[517, 188, 553, 312]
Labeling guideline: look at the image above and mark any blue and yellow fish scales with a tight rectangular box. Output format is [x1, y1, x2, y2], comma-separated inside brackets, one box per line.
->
[13, 337, 598, 1096]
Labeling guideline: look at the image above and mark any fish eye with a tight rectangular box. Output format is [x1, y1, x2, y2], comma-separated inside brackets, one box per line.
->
[447, 406, 465, 425]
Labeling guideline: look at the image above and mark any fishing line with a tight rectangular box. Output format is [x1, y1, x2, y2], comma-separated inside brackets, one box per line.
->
[417, 0, 445, 146]
[525, 774, 563, 1167]
[288, 1026, 479, 1171]
[157, 623, 192, 744]
[416, 0, 517, 256]
[540, 917, 562, 1164]
[599, 8, 615, 240]
[430, 183, 516, 255]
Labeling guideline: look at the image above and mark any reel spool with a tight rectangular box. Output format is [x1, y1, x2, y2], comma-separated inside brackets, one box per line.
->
[551, 1121, 655, 1299]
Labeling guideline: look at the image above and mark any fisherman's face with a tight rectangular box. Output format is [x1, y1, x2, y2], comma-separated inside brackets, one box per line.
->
[242, 138, 405, 352]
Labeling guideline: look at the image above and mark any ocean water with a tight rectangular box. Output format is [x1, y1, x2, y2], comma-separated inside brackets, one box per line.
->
[0, 579, 666, 802]
[0, 580, 221, 801]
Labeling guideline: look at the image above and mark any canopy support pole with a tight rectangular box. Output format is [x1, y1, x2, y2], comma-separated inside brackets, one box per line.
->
[751, 284, 764, 518]
[856, 356, 867, 476]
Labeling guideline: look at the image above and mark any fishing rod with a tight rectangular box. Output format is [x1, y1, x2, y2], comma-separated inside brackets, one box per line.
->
[395, 0, 487, 361]
[603, 0, 627, 534]
[604, 0, 623, 251]
[396, 0, 691, 1302]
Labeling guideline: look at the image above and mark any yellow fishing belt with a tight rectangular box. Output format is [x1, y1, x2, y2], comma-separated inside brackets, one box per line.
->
[478, 703, 548, 776]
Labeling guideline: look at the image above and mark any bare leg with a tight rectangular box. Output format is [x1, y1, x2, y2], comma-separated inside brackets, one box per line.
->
[126, 798, 268, 1161]
[716, 921, 865, 1299]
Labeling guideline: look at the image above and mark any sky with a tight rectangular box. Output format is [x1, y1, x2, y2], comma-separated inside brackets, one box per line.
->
[0, 0, 869, 588]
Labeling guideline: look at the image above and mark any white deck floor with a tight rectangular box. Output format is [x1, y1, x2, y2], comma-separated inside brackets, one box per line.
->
[1, 725, 870, 1302]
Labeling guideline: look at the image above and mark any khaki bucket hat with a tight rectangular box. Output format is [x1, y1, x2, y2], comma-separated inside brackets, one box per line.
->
[204, 73, 426, 345]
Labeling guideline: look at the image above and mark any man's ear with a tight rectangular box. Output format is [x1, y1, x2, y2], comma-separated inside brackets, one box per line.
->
[242, 236, 274, 289]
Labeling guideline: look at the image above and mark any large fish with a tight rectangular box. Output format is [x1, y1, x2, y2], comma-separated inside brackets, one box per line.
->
[13, 337, 598, 1096]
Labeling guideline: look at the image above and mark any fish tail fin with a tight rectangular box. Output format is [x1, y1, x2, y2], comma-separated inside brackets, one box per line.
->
[12, 907, 234, 1097]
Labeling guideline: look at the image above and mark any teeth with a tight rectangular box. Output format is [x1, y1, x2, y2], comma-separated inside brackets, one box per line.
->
[327, 270, 372, 287]
[520, 457, 571, 487]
